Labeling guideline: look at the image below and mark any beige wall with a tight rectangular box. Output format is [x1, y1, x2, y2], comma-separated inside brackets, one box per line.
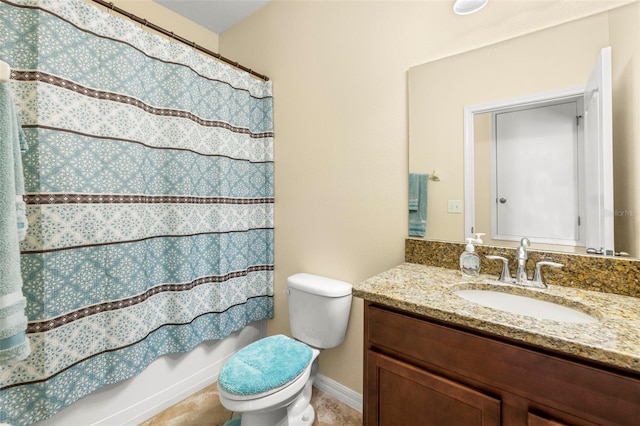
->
[219, 0, 637, 395]
[474, 113, 492, 245]
[94, 0, 219, 52]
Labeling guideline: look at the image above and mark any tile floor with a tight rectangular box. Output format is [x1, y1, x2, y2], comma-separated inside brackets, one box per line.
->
[139, 382, 362, 426]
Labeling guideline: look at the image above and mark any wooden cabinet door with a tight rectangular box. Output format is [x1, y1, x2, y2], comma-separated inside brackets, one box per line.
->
[367, 350, 500, 426]
[528, 412, 570, 426]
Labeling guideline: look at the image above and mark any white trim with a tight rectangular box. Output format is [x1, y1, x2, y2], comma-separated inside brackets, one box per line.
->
[463, 86, 584, 240]
[466, 86, 585, 115]
[313, 374, 363, 413]
[463, 105, 475, 239]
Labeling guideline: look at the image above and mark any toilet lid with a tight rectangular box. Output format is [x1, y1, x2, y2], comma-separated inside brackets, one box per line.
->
[218, 334, 313, 397]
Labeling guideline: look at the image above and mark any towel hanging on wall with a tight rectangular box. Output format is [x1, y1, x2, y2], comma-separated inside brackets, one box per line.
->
[0, 72, 31, 365]
[409, 173, 428, 237]
[0, 61, 10, 82]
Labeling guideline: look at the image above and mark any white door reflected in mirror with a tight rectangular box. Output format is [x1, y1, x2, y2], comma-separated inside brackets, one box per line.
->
[493, 100, 582, 245]
[464, 47, 614, 254]
[582, 47, 614, 256]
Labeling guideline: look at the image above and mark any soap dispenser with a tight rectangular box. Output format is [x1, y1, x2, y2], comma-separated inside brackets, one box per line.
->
[460, 234, 482, 277]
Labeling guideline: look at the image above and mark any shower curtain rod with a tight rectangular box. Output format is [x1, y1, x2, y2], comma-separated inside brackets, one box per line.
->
[90, 0, 269, 81]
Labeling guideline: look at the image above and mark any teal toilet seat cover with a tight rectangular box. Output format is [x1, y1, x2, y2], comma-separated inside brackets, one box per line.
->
[219, 334, 313, 396]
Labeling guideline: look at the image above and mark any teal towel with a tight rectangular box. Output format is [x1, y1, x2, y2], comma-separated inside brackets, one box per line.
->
[0, 82, 31, 365]
[409, 173, 428, 237]
[409, 173, 420, 211]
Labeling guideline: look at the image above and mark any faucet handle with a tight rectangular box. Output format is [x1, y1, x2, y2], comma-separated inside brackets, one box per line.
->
[486, 255, 512, 283]
[533, 261, 563, 286]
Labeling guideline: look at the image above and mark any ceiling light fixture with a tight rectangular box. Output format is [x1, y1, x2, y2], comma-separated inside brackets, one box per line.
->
[453, 0, 488, 15]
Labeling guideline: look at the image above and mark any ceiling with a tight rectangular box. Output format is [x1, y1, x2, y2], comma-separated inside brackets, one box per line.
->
[154, 0, 270, 35]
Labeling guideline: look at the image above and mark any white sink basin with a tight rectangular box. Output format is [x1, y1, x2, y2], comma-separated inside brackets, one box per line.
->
[455, 289, 598, 324]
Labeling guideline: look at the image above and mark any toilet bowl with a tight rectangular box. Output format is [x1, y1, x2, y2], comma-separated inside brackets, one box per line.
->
[219, 337, 320, 425]
[218, 273, 352, 426]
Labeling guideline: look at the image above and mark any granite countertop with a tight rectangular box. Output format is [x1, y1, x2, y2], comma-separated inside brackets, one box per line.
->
[355, 262, 640, 373]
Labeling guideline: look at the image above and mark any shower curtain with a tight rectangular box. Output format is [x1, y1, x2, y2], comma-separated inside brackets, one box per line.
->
[0, 0, 274, 424]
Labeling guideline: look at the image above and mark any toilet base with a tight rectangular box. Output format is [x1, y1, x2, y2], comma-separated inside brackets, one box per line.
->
[238, 407, 287, 426]
[235, 405, 314, 426]
[233, 357, 319, 426]
[291, 404, 315, 426]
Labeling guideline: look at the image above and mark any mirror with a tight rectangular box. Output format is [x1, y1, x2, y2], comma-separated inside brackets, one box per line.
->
[408, 2, 640, 258]
[464, 65, 615, 256]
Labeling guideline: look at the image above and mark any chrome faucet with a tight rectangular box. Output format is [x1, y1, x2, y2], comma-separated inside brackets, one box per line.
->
[486, 237, 563, 288]
[515, 237, 530, 284]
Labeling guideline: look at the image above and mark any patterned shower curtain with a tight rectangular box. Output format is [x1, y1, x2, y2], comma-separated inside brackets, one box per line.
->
[0, 0, 274, 424]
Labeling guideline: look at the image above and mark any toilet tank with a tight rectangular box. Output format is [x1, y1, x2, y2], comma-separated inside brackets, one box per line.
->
[286, 273, 352, 349]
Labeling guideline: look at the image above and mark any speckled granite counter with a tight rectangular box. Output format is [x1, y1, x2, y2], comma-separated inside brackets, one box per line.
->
[405, 238, 640, 298]
[355, 262, 640, 374]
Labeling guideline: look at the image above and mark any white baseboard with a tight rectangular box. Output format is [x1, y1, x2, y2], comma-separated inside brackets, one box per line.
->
[314, 374, 363, 413]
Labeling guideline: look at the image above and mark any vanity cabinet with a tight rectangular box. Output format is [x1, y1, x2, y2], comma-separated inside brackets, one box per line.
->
[364, 302, 640, 426]
[368, 350, 500, 425]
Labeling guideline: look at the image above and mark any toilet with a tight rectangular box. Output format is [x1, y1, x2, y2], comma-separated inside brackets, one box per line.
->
[218, 273, 353, 426]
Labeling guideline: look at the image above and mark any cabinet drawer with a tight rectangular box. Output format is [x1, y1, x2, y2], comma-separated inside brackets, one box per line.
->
[366, 303, 640, 425]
